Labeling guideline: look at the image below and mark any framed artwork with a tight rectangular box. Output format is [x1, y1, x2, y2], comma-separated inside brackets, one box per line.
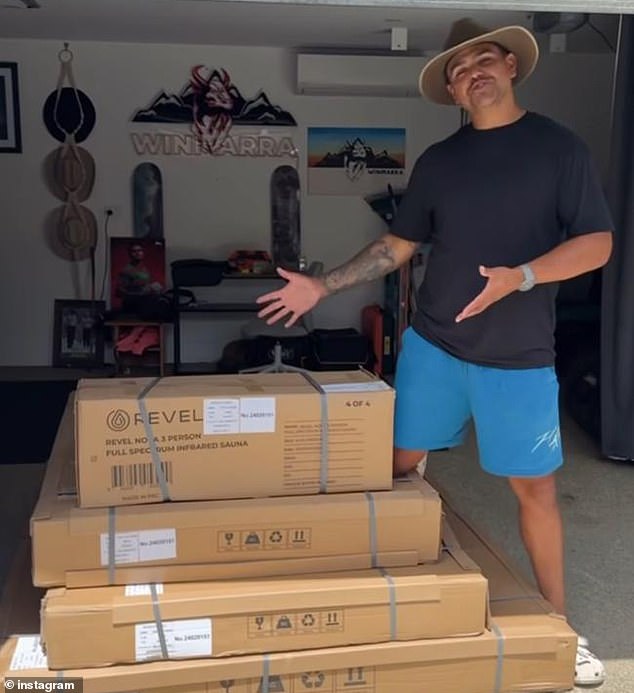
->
[110, 237, 166, 312]
[0, 62, 22, 153]
[307, 127, 405, 196]
[53, 299, 105, 368]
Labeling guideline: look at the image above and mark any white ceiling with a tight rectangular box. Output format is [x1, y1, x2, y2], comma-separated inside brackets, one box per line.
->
[0, 0, 620, 54]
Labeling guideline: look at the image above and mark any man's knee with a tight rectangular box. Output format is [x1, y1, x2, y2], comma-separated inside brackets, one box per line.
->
[393, 448, 428, 477]
[508, 474, 558, 508]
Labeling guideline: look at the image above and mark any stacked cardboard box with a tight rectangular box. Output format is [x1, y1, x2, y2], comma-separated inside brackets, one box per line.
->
[73, 371, 397, 506]
[0, 370, 577, 691]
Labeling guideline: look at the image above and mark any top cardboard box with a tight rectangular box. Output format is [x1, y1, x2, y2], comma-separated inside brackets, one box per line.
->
[75, 370, 395, 508]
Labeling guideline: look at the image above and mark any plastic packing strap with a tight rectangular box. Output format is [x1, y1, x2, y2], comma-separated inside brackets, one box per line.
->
[136, 376, 170, 501]
[379, 567, 398, 640]
[364, 491, 378, 568]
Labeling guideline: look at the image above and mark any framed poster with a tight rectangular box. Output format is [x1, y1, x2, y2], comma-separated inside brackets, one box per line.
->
[308, 127, 405, 196]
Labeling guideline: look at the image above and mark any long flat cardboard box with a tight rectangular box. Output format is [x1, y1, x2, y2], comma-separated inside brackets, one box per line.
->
[75, 370, 395, 507]
[40, 545, 487, 669]
[31, 397, 441, 588]
[0, 621, 576, 693]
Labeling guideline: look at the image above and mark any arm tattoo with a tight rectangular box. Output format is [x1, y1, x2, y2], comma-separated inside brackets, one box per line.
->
[322, 238, 398, 295]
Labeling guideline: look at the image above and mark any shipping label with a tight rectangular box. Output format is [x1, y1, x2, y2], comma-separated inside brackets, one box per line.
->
[204, 397, 276, 435]
[125, 583, 165, 596]
[321, 382, 389, 392]
[135, 618, 212, 661]
[100, 528, 176, 565]
[9, 636, 48, 670]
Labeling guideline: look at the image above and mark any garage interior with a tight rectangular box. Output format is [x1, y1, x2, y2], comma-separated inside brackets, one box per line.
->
[0, 1, 632, 691]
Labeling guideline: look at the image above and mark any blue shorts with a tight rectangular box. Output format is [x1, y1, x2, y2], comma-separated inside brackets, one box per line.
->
[394, 328, 563, 478]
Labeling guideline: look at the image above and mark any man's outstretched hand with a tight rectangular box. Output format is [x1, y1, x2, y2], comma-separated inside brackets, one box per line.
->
[455, 265, 523, 323]
[256, 267, 328, 327]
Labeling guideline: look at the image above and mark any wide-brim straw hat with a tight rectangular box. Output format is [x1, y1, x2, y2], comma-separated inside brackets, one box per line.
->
[45, 203, 98, 261]
[419, 18, 539, 105]
[43, 144, 95, 203]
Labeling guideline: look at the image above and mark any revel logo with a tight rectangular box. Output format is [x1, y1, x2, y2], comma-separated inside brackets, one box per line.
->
[107, 409, 131, 432]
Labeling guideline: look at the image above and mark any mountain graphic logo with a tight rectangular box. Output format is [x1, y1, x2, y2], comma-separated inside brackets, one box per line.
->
[132, 66, 297, 128]
[314, 137, 402, 172]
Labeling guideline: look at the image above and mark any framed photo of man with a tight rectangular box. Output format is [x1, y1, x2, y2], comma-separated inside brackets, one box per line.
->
[53, 299, 105, 368]
[109, 237, 166, 313]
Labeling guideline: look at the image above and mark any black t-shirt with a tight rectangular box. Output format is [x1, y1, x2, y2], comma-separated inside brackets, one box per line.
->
[390, 111, 613, 368]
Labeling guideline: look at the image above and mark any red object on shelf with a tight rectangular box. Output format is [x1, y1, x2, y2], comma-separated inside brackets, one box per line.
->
[227, 249, 273, 274]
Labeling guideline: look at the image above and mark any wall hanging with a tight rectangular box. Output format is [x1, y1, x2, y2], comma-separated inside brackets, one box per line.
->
[131, 66, 297, 158]
[42, 43, 99, 299]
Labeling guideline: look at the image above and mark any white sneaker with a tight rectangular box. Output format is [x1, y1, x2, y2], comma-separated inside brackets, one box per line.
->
[415, 454, 428, 479]
[575, 636, 606, 687]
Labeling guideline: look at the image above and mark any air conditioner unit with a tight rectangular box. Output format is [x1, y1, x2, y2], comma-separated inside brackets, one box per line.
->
[296, 52, 428, 97]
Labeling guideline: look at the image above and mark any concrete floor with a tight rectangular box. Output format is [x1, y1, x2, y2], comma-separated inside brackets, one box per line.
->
[0, 413, 631, 690]
[426, 413, 634, 692]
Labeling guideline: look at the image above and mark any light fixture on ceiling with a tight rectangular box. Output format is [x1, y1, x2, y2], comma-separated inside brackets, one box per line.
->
[533, 12, 588, 34]
[532, 11, 615, 53]
[532, 12, 588, 53]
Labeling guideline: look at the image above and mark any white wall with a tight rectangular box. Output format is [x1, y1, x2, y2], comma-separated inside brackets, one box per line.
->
[0, 38, 615, 366]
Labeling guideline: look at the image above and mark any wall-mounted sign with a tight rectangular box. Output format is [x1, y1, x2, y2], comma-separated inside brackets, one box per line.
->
[131, 66, 297, 158]
[307, 127, 405, 196]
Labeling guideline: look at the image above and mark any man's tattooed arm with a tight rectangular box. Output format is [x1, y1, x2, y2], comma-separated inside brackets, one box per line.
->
[322, 233, 419, 295]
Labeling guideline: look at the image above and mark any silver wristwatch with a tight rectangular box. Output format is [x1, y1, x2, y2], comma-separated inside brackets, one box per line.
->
[518, 263, 536, 292]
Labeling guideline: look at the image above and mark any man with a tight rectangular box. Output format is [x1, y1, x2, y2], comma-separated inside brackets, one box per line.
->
[116, 243, 154, 301]
[256, 19, 613, 687]
[116, 242, 163, 311]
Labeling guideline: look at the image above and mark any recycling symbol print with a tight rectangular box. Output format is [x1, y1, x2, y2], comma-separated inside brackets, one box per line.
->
[301, 613, 316, 627]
